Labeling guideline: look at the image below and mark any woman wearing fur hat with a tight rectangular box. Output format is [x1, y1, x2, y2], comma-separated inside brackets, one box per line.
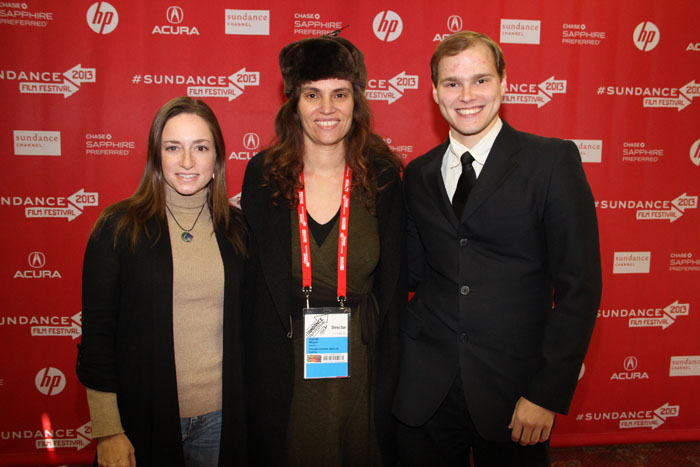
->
[241, 34, 406, 466]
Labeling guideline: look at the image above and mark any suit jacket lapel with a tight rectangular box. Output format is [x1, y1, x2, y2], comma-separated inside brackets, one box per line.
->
[422, 139, 459, 228]
[462, 121, 520, 220]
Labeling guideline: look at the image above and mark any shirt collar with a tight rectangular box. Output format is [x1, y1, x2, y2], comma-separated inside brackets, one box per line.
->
[447, 118, 503, 169]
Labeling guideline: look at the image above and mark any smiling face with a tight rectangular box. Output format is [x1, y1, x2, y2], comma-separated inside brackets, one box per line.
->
[297, 78, 354, 152]
[160, 112, 216, 196]
[432, 43, 507, 148]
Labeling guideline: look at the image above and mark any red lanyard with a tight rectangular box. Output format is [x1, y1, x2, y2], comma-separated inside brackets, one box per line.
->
[297, 165, 352, 307]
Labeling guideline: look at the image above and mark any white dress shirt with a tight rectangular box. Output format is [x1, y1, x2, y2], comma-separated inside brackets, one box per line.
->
[442, 118, 503, 201]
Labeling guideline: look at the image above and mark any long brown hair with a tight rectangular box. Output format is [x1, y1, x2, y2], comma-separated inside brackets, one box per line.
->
[262, 82, 402, 209]
[92, 96, 245, 255]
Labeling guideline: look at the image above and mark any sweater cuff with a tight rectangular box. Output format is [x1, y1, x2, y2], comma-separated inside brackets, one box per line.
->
[86, 387, 125, 438]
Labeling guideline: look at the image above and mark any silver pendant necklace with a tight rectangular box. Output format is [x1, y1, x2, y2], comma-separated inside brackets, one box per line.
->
[165, 202, 206, 242]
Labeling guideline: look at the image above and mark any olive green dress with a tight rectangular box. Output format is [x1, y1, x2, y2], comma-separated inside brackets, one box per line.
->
[287, 189, 383, 466]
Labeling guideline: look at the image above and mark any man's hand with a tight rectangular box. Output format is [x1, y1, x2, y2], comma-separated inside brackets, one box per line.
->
[97, 433, 136, 467]
[508, 396, 555, 446]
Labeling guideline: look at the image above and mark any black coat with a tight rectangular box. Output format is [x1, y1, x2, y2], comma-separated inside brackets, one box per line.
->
[393, 121, 602, 441]
[241, 151, 407, 466]
[76, 210, 247, 466]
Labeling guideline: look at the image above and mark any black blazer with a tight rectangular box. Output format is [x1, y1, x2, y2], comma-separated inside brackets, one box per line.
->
[77, 210, 247, 466]
[241, 151, 407, 466]
[393, 121, 602, 441]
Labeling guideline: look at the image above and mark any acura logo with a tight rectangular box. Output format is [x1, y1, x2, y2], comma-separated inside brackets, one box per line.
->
[28, 252, 46, 269]
[623, 356, 638, 371]
[167, 6, 183, 24]
[243, 133, 260, 150]
[447, 15, 463, 33]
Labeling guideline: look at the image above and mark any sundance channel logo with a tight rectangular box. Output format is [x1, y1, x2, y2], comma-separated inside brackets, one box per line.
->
[613, 252, 651, 274]
[225, 9, 269, 35]
[14, 130, 61, 156]
[500, 19, 541, 44]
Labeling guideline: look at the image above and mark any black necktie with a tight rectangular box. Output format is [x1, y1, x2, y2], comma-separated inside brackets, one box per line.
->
[451, 151, 476, 217]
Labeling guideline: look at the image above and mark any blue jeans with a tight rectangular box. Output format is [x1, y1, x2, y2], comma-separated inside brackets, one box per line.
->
[180, 409, 222, 467]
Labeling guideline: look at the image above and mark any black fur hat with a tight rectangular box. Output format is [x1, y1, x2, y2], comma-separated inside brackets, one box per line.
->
[279, 36, 367, 98]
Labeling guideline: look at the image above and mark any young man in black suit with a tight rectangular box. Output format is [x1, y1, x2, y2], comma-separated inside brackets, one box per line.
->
[393, 31, 602, 466]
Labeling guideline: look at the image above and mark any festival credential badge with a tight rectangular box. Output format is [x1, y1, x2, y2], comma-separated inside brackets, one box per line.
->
[303, 307, 351, 379]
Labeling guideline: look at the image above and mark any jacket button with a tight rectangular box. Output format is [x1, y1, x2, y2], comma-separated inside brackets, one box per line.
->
[460, 238, 468, 247]
[459, 333, 468, 343]
[460, 286, 470, 295]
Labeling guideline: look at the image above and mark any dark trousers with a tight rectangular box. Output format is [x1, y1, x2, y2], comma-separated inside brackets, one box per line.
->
[397, 374, 550, 467]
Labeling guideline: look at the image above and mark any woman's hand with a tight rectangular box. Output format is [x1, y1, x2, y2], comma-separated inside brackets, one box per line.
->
[97, 433, 136, 467]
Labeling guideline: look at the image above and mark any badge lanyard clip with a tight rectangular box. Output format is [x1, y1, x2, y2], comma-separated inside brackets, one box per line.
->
[303, 286, 312, 309]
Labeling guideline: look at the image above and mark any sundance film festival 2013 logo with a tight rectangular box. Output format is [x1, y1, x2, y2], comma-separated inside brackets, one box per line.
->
[0, 310, 81, 338]
[596, 193, 698, 223]
[86, 2, 118, 34]
[229, 132, 261, 160]
[598, 300, 689, 330]
[1, 188, 99, 222]
[132, 68, 259, 102]
[576, 403, 679, 430]
[373, 11, 402, 42]
[366, 72, 419, 104]
[503, 76, 567, 107]
[600, 81, 699, 111]
[0, 422, 93, 451]
[1, 64, 96, 98]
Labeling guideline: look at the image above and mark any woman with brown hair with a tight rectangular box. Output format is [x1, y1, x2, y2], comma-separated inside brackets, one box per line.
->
[241, 35, 406, 466]
[77, 96, 247, 466]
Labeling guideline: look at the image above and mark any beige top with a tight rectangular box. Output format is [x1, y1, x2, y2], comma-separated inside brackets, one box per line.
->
[86, 185, 225, 437]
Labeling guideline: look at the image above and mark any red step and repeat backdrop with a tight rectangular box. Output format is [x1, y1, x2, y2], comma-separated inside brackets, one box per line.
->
[1, 0, 699, 464]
